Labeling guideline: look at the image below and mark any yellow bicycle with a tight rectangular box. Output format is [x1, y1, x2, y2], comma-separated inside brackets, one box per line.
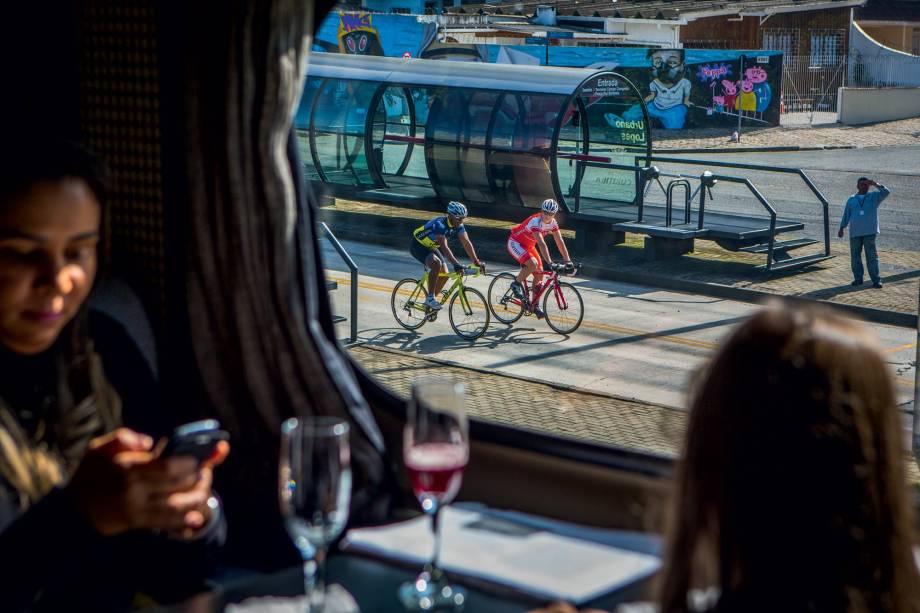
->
[391, 265, 490, 340]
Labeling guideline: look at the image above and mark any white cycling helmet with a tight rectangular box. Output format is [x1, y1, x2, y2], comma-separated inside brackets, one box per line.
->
[541, 198, 559, 214]
[446, 201, 468, 218]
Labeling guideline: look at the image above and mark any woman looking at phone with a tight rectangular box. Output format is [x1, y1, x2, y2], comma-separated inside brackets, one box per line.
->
[0, 140, 229, 610]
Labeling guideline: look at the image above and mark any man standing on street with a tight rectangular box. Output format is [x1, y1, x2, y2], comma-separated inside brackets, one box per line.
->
[838, 177, 890, 289]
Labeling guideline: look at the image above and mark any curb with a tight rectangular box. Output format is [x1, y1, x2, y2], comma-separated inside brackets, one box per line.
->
[320, 209, 917, 330]
[655, 145, 857, 154]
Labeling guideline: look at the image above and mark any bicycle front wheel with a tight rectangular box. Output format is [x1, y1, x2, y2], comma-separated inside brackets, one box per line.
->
[488, 272, 523, 324]
[449, 287, 490, 340]
[391, 278, 429, 330]
[543, 281, 584, 334]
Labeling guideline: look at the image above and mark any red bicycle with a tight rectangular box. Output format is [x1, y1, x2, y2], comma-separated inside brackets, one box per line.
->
[487, 262, 584, 334]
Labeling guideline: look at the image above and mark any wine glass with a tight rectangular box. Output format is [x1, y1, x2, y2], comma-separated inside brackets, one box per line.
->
[279, 417, 352, 613]
[398, 377, 469, 611]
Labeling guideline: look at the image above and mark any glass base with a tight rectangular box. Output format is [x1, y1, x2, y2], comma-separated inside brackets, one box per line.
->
[398, 569, 466, 611]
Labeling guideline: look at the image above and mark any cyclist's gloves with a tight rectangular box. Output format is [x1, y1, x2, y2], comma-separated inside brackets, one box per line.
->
[453, 263, 465, 274]
[542, 261, 554, 273]
[475, 260, 486, 274]
[564, 261, 576, 274]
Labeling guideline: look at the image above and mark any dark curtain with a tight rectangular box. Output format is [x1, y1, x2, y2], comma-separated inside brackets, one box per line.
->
[180, 0, 397, 569]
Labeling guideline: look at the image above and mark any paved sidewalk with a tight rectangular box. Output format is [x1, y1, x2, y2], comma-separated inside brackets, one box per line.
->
[348, 345, 920, 485]
[323, 199, 920, 318]
[350, 344, 685, 457]
[653, 116, 920, 151]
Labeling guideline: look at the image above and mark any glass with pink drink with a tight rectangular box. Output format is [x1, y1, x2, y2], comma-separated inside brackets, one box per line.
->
[399, 377, 469, 611]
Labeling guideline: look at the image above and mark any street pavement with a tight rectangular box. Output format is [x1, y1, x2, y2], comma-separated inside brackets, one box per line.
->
[322, 238, 917, 415]
[653, 116, 920, 151]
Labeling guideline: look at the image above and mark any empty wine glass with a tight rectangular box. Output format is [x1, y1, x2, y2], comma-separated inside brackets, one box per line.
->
[279, 417, 352, 613]
[398, 377, 469, 611]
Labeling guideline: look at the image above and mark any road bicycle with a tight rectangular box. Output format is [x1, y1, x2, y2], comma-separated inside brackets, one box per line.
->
[391, 265, 490, 340]
[488, 262, 584, 335]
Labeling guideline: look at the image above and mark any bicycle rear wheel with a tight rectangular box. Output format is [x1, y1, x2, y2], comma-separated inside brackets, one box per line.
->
[449, 287, 490, 340]
[543, 281, 584, 334]
[391, 278, 429, 330]
[487, 272, 524, 324]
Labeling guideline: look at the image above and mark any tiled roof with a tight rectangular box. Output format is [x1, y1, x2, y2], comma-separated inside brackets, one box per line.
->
[856, 0, 920, 22]
[446, 0, 866, 20]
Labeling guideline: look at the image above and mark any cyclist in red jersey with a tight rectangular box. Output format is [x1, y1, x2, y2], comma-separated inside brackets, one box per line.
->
[507, 199, 574, 318]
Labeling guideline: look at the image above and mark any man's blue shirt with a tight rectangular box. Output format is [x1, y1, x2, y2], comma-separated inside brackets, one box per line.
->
[839, 185, 889, 238]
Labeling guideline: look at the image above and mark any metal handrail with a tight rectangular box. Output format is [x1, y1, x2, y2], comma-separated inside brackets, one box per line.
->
[647, 156, 831, 257]
[709, 175, 778, 270]
[666, 179, 692, 227]
[319, 222, 358, 343]
[577, 159, 783, 269]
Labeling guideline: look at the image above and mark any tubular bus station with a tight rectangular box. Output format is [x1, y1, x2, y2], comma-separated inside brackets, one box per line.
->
[297, 54, 832, 272]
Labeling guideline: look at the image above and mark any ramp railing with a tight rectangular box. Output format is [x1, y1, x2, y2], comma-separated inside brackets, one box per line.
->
[646, 156, 831, 259]
[319, 222, 358, 343]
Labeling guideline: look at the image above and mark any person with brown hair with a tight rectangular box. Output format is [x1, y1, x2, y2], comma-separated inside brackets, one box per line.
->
[530, 303, 920, 613]
[0, 140, 230, 610]
[657, 303, 920, 612]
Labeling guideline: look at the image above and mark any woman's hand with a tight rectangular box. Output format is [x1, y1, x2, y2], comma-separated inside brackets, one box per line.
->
[68, 428, 230, 537]
[162, 439, 230, 540]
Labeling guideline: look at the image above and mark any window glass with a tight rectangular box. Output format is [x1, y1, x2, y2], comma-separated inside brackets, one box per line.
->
[310, 78, 379, 187]
[305, 12, 918, 467]
[295, 77, 325, 181]
[809, 29, 844, 67]
[762, 28, 799, 56]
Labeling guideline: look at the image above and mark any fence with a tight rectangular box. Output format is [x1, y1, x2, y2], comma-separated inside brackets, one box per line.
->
[848, 52, 920, 88]
[779, 52, 920, 124]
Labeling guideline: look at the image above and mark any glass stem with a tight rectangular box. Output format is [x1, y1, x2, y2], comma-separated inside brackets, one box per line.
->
[303, 547, 328, 613]
[429, 506, 443, 578]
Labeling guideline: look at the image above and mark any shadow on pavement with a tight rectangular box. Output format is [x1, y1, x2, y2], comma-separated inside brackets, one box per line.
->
[358, 325, 568, 356]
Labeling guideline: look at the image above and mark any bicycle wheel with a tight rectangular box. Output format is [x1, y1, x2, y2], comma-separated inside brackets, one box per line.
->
[449, 287, 490, 340]
[487, 272, 523, 324]
[543, 281, 584, 334]
[391, 278, 429, 330]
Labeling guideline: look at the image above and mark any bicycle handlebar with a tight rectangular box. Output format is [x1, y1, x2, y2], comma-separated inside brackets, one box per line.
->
[437, 264, 483, 278]
[549, 262, 582, 275]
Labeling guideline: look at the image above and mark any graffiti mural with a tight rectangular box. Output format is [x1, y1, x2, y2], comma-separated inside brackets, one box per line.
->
[313, 12, 429, 58]
[309, 11, 783, 129]
[549, 47, 783, 128]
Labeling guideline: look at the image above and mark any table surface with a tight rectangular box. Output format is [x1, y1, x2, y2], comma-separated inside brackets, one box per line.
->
[155, 505, 662, 613]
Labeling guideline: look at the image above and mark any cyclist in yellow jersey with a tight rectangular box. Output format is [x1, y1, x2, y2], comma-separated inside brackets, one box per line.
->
[410, 201, 485, 311]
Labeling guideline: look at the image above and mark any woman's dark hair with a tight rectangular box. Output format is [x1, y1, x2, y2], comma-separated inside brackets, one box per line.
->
[659, 303, 920, 613]
[0, 139, 120, 508]
[0, 139, 110, 209]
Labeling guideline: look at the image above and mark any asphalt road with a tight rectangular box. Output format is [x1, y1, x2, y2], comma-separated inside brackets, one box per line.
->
[322, 238, 916, 418]
[643, 147, 920, 252]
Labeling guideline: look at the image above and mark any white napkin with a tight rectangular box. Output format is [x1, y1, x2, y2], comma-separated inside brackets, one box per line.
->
[342, 507, 661, 605]
[225, 584, 360, 613]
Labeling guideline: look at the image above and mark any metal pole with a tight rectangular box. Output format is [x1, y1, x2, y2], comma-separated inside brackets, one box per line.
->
[736, 55, 745, 140]
[913, 279, 920, 470]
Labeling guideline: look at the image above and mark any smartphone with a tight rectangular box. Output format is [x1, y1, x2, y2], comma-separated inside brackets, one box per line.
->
[161, 419, 229, 462]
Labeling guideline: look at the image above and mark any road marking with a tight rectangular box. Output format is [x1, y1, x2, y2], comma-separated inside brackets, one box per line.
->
[885, 342, 916, 354]
[330, 273, 721, 352]
[327, 271, 917, 384]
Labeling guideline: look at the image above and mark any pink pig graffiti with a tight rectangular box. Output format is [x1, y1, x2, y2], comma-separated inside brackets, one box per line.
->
[740, 79, 754, 93]
[744, 66, 768, 83]
[721, 79, 737, 109]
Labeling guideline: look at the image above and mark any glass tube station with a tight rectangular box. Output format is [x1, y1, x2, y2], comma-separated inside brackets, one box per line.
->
[295, 54, 652, 215]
